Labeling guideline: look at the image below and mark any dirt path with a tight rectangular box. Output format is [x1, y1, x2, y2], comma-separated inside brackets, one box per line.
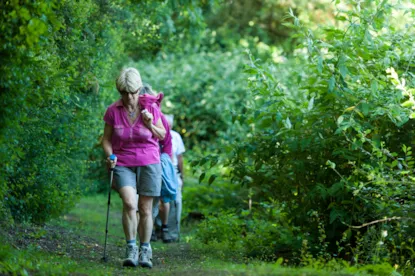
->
[5, 225, 215, 275]
[2, 196, 229, 276]
[1, 196, 362, 276]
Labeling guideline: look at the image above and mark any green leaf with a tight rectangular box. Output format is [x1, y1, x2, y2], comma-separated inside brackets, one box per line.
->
[199, 157, 208, 166]
[364, 29, 372, 43]
[231, 112, 237, 123]
[328, 182, 344, 196]
[371, 80, 378, 94]
[339, 64, 348, 78]
[199, 172, 206, 184]
[329, 208, 343, 224]
[361, 102, 370, 116]
[275, 257, 284, 266]
[190, 160, 199, 167]
[208, 174, 217, 185]
[402, 100, 414, 108]
[283, 117, 292, 129]
[326, 160, 336, 169]
[328, 76, 335, 92]
[19, 8, 31, 21]
[307, 97, 314, 111]
[317, 56, 323, 73]
[209, 158, 218, 169]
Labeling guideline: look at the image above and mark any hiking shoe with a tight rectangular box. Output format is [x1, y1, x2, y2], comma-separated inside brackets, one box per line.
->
[150, 229, 157, 242]
[161, 228, 173, 243]
[122, 244, 138, 267]
[138, 245, 152, 268]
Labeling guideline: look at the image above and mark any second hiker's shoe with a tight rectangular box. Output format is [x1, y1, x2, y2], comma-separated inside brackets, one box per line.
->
[161, 228, 173, 243]
[138, 245, 153, 268]
[122, 244, 138, 267]
[150, 229, 157, 242]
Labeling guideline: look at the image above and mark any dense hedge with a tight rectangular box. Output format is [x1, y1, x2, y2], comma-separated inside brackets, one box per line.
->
[225, 0, 415, 268]
[192, 1, 415, 272]
[0, 0, 208, 224]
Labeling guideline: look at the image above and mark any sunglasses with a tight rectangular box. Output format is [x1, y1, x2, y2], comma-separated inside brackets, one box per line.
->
[120, 87, 142, 95]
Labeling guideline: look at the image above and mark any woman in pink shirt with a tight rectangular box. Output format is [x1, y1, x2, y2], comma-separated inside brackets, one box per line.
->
[102, 68, 166, 268]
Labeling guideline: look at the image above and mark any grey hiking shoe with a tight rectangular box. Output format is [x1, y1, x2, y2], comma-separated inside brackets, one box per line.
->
[138, 245, 152, 268]
[150, 229, 157, 242]
[123, 244, 138, 267]
[161, 228, 173, 243]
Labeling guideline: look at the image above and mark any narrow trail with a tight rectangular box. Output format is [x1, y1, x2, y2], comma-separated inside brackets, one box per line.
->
[3, 195, 229, 276]
[5, 224, 212, 276]
[2, 195, 364, 275]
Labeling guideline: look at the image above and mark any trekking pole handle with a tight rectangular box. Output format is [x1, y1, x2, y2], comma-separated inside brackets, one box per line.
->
[109, 154, 117, 170]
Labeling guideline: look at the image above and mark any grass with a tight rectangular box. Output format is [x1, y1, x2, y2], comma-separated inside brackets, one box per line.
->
[0, 193, 400, 275]
[52, 193, 125, 246]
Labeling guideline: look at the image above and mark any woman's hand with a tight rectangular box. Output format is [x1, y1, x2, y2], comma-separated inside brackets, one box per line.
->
[141, 109, 153, 129]
[106, 155, 117, 168]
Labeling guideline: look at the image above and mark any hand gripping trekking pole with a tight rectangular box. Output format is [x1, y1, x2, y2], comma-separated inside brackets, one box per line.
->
[102, 154, 116, 262]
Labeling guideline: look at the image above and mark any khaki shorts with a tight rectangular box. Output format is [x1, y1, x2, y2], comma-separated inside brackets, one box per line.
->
[113, 164, 161, 197]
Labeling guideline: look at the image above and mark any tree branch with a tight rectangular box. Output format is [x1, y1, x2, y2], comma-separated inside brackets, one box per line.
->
[343, 216, 414, 229]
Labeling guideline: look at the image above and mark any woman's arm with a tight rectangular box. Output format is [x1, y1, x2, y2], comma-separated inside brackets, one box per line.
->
[102, 123, 117, 167]
[142, 110, 166, 140]
[149, 118, 166, 140]
[159, 114, 173, 158]
[178, 154, 184, 181]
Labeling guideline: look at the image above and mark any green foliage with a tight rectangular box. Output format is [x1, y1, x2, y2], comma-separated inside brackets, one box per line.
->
[1, 0, 107, 224]
[0, 0, 210, 223]
[183, 176, 248, 217]
[2, 0, 415, 273]
[204, 0, 335, 52]
[196, 210, 244, 248]
[0, 239, 113, 275]
[217, 0, 415, 270]
[135, 49, 249, 150]
[0, 195, 395, 276]
[195, 209, 404, 274]
[196, 202, 303, 261]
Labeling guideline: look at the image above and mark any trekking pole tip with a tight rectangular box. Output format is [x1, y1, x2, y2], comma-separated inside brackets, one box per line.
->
[101, 256, 108, 263]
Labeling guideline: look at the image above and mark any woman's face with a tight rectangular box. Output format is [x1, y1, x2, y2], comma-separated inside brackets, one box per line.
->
[121, 90, 139, 106]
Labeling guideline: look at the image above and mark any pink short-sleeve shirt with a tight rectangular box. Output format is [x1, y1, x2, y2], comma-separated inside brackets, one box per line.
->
[103, 100, 162, 167]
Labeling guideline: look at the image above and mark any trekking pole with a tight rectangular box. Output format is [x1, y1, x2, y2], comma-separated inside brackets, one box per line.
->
[102, 154, 116, 262]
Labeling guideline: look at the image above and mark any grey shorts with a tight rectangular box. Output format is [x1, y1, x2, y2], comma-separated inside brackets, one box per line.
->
[113, 164, 161, 197]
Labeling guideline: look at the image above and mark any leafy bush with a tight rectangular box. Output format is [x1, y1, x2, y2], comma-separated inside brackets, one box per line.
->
[182, 176, 248, 218]
[0, 0, 211, 223]
[135, 49, 250, 150]
[1, 0, 109, 223]
[195, 203, 303, 262]
[196, 210, 244, 248]
[216, 0, 415, 270]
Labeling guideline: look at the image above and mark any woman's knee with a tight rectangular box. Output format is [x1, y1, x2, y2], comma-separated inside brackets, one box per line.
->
[119, 187, 138, 212]
[123, 199, 137, 212]
[139, 206, 152, 217]
[138, 198, 153, 217]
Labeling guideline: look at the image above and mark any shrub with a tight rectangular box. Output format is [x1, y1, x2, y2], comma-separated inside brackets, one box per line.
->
[135, 49, 250, 150]
[222, 0, 415, 270]
[196, 203, 303, 262]
[0, 0, 211, 223]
